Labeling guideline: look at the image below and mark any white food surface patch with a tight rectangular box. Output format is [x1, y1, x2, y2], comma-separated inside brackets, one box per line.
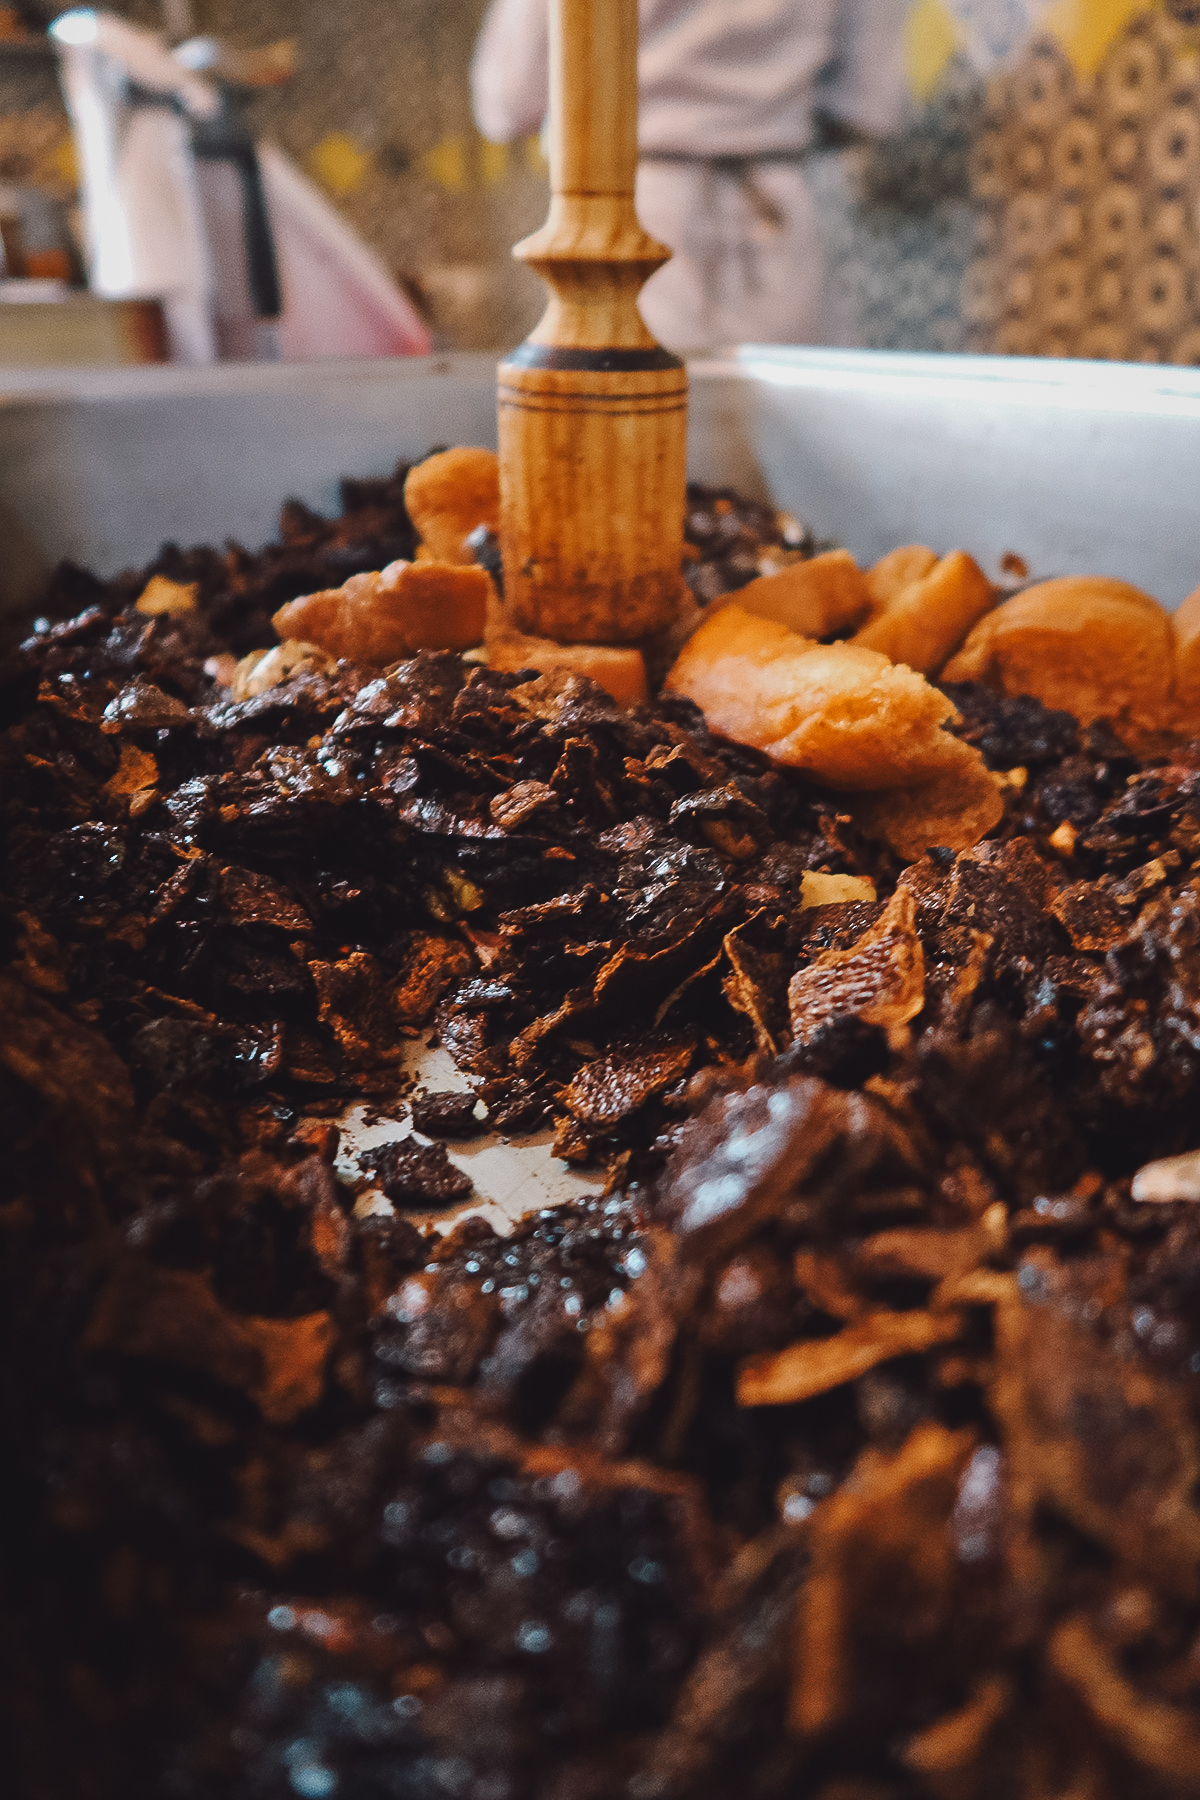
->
[336, 1039, 606, 1237]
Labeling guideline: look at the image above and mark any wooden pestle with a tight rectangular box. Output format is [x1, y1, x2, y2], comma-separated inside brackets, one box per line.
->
[497, 0, 688, 645]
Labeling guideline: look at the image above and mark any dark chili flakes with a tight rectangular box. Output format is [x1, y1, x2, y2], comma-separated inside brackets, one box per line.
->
[358, 1138, 474, 1210]
[8, 473, 1200, 1798]
[410, 1087, 484, 1139]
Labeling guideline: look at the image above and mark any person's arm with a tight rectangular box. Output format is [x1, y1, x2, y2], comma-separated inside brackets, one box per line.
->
[469, 0, 551, 144]
[815, 0, 910, 141]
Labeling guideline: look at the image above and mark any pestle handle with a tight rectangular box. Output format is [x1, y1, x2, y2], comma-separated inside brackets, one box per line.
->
[514, 0, 668, 350]
[497, 0, 689, 643]
[550, 0, 638, 197]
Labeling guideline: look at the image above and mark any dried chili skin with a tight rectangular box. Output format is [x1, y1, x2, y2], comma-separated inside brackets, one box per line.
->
[6, 478, 1200, 1798]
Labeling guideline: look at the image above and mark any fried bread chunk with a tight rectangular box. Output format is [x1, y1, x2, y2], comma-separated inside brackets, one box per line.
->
[943, 576, 1173, 731]
[1173, 582, 1200, 710]
[721, 548, 872, 640]
[853, 549, 994, 676]
[230, 639, 335, 700]
[852, 744, 1004, 857]
[665, 604, 977, 791]
[866, 544, 938, 609]
[488, 623, 649, 709]
[404, 447, 500, 565]
[273, 560, 490, 664]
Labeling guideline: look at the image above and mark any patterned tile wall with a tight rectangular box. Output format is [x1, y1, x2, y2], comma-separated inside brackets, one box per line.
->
[818, 0, 1200, 363]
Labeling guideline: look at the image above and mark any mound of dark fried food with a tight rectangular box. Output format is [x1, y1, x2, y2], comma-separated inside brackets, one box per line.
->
[5, 482, 1200, 1800]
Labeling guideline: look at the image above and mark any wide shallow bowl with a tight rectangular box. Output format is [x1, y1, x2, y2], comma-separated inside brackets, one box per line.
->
[0, 346, 1197, 617]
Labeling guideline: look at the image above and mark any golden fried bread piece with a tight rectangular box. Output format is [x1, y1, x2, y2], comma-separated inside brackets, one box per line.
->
[136, 574, 197, 616]
[273, 560, 490, 665]
[853, 550, 994, 676]
[866, 544, 938, 610]
[723, 548, 872, 640]
[799, 871, 877, 909]
[1173, 583, 1200, 709]
[403, 447, 500, 565]
[852, 742, 1004, 858]
[231, 639, 335, 700]
[488, 625, 649, 709]
[665, 604, 972, 790]
[942, 576, 1173, 730]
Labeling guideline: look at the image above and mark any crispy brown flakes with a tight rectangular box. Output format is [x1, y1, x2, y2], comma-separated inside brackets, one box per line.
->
[392, 933, 472, 1026]
[561, 1228, 691, 1456]
[990, 1281, 1200, 1593]
[12, 911, 70, 994]
[0, 973, 135, 1170]
[1050, 879, 1124, 953]
[721, 919, 788, 1055]
[309, 952, 398, 1065]
[853, 1225, 983, 1286]
[787, 886, 925, 1045]
[306, 1168, 352, 1277]
[791, 1423, 975, 1737]
[83, 1262, 332, 1423]
[737, 1310, 961, 1407]
[901, 1674, 1012, 1782]
[1076, 879, 1200, 1108]
[410, 1089, 483, 1139]
[1049, 1614, 1200, 1792]
[84, 1264, 260, 1390]
[240, 1311, 335, 1425]
[488, 779, 558, 831]
[104, 741, 158, 798]
[376, 1269, 499, 1383]
[219, 865, 311, 931]
[790, 1248, 868, 1321]
[359, 1138, 473, 1209]
[102, 678, 193, 733]
[920, 923, 993, 1027]
[1053, 858, 1179, 954]
[657, 1077, 852, 1256]
[562, 1038, 696, 1130]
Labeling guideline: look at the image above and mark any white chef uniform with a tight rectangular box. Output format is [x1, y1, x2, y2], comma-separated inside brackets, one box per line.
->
[471, 0, 909, 350]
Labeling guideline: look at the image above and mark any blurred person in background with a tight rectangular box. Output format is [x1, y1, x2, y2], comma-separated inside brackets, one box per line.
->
[471, 0, 909, 351]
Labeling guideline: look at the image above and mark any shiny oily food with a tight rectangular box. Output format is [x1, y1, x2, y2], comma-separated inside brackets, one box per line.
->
[403, 445, 501, 565]
[263, 443, 1200, 828]
[12, 454, 1200, 1800]
[273, 559, 491, 664]
[943, 575, 1174, 736]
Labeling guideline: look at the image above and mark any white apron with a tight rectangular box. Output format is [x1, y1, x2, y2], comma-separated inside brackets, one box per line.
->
[471, 0, 908, 350]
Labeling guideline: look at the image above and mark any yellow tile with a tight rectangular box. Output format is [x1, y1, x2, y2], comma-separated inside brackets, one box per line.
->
[308, 131, 372, 197]
[423, 135, 468, 193]
[1041, 0, 1155, 77]
[48, 135, 78, 188]
[480, 138, 507, 185]
[904, 0, 962, 104]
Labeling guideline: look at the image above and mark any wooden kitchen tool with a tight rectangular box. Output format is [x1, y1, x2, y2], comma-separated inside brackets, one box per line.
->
[497, 0, 688, 645]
